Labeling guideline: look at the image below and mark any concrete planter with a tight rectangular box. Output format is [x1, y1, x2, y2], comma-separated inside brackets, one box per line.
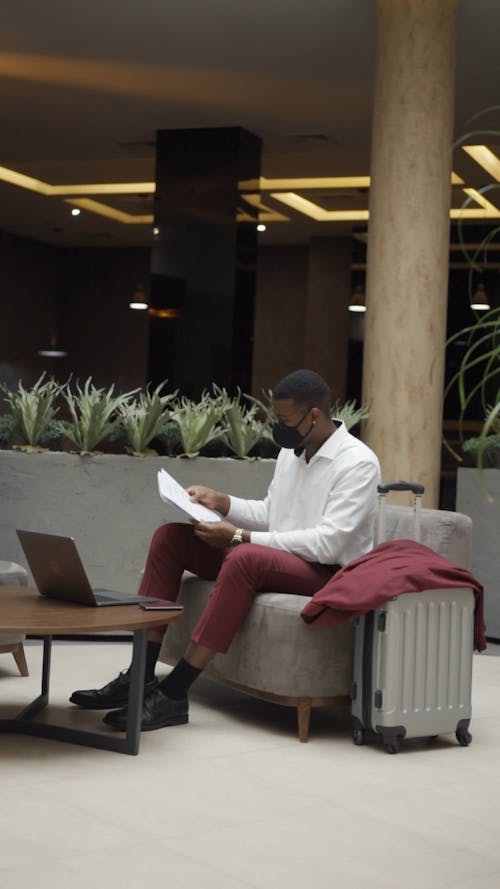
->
[456, 467, 500, 640]
[0, 450, 275, 595]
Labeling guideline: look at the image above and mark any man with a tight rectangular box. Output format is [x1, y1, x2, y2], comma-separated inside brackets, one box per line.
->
[70, 369, 381, 731]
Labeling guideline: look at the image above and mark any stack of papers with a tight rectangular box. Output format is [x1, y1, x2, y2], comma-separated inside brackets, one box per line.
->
[157, 468, 222, 523]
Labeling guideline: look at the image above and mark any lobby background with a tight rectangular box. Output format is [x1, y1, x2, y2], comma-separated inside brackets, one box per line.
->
[0, 0, 499, 507]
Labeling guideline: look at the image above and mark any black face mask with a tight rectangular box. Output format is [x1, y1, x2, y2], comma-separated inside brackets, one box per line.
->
[272, 408, 314, 450]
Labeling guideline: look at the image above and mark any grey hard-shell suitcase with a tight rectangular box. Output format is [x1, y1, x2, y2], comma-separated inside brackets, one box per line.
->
[351, 481, 474, 754]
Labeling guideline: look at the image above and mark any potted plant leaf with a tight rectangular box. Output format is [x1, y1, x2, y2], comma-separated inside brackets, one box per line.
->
[168, 391, 227, 458]
[57, 377, 139, 455]
[0, 372, 64, 452]
[118, 382, 177, 456]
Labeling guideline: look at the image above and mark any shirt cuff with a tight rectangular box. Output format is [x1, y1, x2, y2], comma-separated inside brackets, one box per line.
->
[247, 531, 273, 548]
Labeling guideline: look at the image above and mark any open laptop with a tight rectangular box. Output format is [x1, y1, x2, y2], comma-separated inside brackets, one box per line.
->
[17, 529, 166, 607]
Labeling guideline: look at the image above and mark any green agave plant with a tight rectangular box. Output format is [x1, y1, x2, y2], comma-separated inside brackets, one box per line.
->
[169, 391, 225, 457]
[246, 389, 274, 426]
[58, 378, 138, 454]
[118, 382, 177, 456]
[0, 372, 64, 451]
[213, 385, 273, 458]
[0, 375, 370, 456]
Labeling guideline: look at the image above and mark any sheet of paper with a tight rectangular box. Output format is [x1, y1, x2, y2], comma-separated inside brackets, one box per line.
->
[157, 468, 222, 523]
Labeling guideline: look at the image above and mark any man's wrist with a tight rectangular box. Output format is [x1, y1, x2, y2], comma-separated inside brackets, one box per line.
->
[218, 493, 231, 516]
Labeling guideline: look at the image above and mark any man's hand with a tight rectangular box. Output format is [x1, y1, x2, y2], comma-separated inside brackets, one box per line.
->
[187, 485, 230, 516]
[194, 520, 240, 548]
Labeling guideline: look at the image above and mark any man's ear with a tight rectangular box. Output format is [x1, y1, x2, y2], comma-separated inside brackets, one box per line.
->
[311, 407, 321, 423]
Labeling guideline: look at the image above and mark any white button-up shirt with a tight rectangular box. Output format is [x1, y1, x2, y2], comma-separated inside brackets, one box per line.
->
[227, 421, 381, 566]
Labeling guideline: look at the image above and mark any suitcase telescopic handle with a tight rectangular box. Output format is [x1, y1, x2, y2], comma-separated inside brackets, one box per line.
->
[377, 481, 425, 495]
[377, 481, 424, 545]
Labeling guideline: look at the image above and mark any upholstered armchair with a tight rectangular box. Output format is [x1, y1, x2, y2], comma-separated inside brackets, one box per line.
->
[0, 561, 29, 676]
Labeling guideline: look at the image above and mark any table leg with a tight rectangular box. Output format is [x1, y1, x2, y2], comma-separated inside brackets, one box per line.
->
[41, 635, 51, 695]
[124, 628, 147, 754]
[0, 631, 148, 755]
[16, 636, 52, 721]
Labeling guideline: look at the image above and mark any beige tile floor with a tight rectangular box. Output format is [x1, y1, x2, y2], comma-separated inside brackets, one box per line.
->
[1, 639, 499, 889]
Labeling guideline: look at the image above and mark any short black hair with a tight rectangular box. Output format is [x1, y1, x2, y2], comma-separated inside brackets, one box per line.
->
[272, 369, 332, 415]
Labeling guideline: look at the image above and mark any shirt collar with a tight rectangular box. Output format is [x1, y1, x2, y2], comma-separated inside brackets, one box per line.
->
[297, 420, 348, 464]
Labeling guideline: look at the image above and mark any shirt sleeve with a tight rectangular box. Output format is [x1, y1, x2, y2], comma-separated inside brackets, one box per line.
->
[249, 459, 380, 564]
[226, 475, 275, 531]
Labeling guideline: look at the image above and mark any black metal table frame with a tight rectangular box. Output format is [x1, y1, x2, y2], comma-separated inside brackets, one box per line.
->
[0, 629, 147, 755]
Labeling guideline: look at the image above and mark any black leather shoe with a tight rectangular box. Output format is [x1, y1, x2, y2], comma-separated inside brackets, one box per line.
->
[103, 688, 189, 732]
[69, 672, 158, 710]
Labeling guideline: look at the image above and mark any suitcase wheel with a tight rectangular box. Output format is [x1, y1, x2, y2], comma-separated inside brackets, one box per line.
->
[352, 728, 365, 746]
[456, 727, 472, 747]
[383, 738, 400, 755]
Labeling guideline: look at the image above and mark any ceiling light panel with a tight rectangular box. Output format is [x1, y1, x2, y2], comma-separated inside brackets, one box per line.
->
[49, 182, 156, 195]
[463, 145, 500, 182]
[271, 192, 370, 222]
[241, 194, 289, 222]
[0, 160, 488, 230]
[0, 164, 50, 194]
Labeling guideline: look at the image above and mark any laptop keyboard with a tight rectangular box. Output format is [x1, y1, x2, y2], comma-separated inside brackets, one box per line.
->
[96, 594, 127, 603]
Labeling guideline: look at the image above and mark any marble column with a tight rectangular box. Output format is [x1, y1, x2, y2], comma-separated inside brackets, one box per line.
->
[362, 0, 457, 506]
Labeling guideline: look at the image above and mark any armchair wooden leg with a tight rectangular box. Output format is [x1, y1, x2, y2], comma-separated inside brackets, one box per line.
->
[297, 698, 312, 743]
[13, 643, 29, 677]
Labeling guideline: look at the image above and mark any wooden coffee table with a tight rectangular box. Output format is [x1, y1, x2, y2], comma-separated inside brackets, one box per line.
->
[0, 586, 183, 755]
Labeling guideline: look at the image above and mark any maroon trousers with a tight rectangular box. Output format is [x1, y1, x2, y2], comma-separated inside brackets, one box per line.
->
[138, 523, 336, 653]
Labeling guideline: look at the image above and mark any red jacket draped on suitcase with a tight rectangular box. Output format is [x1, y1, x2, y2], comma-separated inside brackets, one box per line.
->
[300, 539, 486, 651]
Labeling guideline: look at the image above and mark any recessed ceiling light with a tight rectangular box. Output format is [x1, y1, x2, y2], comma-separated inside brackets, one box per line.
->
[71, 208, 81, 217]
[257, 223, 267, 232]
